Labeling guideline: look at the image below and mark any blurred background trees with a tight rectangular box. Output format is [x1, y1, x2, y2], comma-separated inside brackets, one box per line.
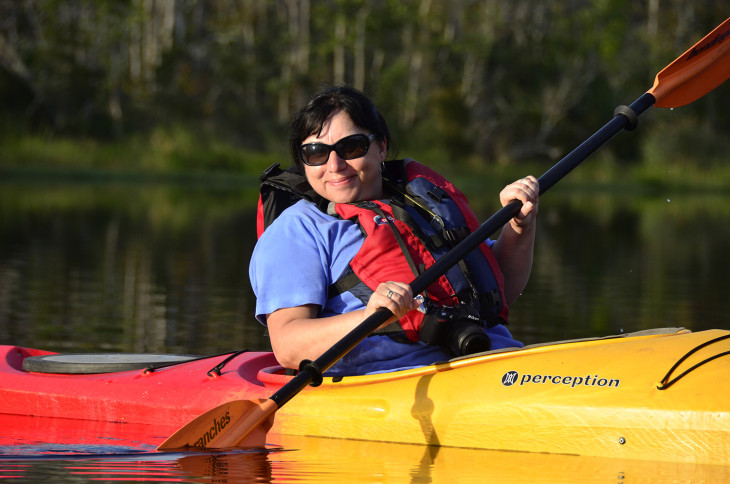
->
[1, 0, 727, 171]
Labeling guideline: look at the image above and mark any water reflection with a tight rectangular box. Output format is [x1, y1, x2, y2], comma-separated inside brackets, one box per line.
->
[1, 179, 729, 357]
[0, 180, 267, 355]
[512, 190, 730, 342]
[0, 449, 274, 483]
[2, 433, 729, 483]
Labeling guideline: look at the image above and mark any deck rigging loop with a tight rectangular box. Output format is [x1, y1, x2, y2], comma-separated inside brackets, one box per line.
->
[139, 351, 240, 374]
[205, 350, 251, 377]
[143, 349, 250, 375]
[657, 334, 730, 390]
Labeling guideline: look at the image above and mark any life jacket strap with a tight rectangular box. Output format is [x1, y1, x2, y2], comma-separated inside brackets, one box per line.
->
[388, 200, 447, 252]
[328, 268, 361, 299]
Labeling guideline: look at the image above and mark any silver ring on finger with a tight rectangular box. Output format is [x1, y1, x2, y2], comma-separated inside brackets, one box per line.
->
[386, 289, 394, 299]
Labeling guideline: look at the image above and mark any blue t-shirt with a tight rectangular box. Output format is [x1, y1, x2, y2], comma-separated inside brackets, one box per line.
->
[249, 200, 523, 376]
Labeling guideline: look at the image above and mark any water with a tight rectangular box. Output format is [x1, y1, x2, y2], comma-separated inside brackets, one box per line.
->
[0, 179, 264, 355]
[1, 177, 730, 481]
[1, 433, 729, 482]
[0, 447, 275, 483]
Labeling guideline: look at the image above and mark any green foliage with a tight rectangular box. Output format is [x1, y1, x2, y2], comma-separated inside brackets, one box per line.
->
[0, 125, 282, 178]
[0, 1, 728, 174]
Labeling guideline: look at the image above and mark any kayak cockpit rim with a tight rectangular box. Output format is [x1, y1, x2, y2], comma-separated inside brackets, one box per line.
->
[256, 327, 690, 386]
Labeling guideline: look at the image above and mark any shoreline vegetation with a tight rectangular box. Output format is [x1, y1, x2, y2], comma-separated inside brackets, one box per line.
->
[3, 125, 729, 199]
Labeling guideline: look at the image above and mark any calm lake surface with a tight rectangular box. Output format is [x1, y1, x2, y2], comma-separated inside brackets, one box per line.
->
[1, 175, 730, 482]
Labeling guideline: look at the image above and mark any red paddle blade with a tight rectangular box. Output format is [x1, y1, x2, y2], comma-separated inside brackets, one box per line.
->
[649, 17, 730, 108]
[157, 399, 277, 451]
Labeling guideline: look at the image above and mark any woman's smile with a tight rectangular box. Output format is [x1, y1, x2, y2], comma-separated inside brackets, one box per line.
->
[327, 174, 356, 187]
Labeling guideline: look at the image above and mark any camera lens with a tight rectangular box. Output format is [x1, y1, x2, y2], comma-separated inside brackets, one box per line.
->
[448, 319, 491, 356]
[418, 305, 491, 357]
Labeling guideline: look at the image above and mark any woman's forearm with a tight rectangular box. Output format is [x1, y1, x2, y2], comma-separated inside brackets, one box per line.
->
[493, 220, 536, 306]
[267, 305, 368, 369]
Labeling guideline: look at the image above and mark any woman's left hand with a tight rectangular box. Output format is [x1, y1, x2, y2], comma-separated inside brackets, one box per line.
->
[499, 176, 539, 234]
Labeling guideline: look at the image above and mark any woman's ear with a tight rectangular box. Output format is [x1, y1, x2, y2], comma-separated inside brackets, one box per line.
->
[378, 139, 388, 161]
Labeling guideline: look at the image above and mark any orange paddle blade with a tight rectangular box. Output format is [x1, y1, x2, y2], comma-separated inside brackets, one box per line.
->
[649, 17, 730, 108]
[157, 399, 277, 451]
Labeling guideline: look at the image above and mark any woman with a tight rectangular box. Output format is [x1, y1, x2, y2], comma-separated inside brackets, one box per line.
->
[250, 86, 538, 376]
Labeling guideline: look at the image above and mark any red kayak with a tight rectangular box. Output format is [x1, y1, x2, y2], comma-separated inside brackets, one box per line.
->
[0, 346, 277, 429]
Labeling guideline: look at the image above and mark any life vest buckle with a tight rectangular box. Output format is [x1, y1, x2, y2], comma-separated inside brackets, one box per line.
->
[443, 226, 470, 246]
[426, 187, 449, 203]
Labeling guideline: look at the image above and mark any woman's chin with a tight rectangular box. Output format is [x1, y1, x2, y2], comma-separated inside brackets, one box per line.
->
[323, 186, 360, 204]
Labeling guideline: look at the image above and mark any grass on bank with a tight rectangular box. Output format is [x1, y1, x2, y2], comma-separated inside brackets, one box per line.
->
[0, 125, 285, 187]
[2, 121, 729, 195]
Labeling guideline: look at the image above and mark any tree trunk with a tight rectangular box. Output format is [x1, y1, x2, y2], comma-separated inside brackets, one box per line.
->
[353, 6, 368, 90]
[334, 14, 346, 84]
[403, 0, 432, 126]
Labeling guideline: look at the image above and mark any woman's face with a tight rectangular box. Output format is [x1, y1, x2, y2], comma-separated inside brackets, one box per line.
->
[301, 110, 387, 204]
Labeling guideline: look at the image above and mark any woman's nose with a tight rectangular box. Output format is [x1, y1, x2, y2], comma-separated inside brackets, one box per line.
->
[326, 150, 346, 171]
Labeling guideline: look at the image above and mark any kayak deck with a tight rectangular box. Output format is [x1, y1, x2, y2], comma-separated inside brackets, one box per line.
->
[1, 328, 729, 464]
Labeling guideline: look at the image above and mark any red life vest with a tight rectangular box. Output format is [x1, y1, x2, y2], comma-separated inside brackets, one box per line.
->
[328, 161, 508, 342]
[257, 159, 508, 343]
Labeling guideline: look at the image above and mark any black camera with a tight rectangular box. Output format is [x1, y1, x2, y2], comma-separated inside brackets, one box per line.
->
[418, 304, 491, 357]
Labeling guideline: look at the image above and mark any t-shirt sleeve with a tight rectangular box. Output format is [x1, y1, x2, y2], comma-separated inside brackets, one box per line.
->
[249, 206, 331, 325]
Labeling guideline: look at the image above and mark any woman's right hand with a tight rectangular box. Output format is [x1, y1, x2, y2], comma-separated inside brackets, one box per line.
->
[365, 281, 421, 327]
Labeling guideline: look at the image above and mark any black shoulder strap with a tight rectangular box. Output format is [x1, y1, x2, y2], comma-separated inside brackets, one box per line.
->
[258, 163, 327, 233]
[381, 159, 407, 187]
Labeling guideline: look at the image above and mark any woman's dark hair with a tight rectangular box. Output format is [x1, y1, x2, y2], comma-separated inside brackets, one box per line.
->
[289, 85, 391, 171]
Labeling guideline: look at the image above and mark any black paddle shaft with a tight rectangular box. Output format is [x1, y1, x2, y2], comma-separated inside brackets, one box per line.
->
[270, 92, 657, 408]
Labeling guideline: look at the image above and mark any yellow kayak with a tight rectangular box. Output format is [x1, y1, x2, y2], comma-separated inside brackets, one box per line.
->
[259, 328, 730, 464]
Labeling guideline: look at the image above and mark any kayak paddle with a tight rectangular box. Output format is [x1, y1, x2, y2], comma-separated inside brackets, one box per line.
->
[158, 16, 730, 451]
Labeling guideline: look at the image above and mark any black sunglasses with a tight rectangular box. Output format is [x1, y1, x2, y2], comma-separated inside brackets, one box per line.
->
[300, 133, 376, 166]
